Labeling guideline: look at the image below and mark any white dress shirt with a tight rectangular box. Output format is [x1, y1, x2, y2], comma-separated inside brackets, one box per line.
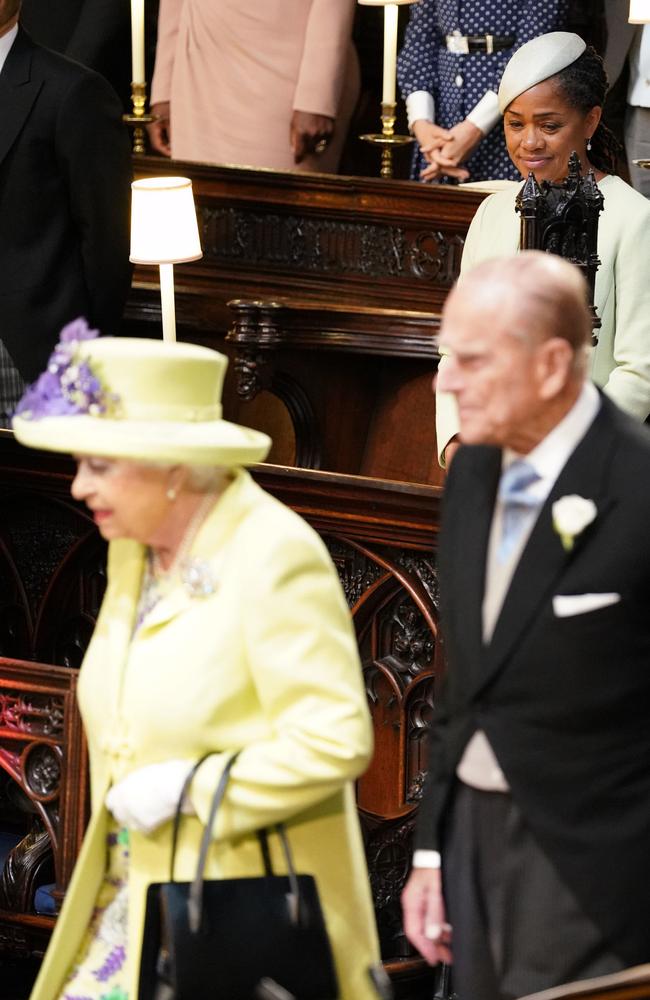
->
[407, 88, 501, 134]
[628, 25, 650, 108]
[483, 380, 602, 634]
[413, 381, 601, 870]
[0, 23, 18, 74]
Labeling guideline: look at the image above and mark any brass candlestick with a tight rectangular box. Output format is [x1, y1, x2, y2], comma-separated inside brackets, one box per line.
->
[360, 101, 414, 179]
[123, 81, 155, 155]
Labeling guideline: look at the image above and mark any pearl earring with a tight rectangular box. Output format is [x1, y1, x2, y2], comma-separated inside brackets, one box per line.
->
[586, 137, 592, 152]
[166, 487, 177, 501]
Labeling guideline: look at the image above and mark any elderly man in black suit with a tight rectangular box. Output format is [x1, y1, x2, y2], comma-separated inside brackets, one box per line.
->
[402, 252, 650, 1000]
[0, 0, 131, 423]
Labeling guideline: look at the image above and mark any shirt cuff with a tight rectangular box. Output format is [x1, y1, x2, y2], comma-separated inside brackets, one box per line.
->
[466, 90, 500, 135]
[406, 90, 435, 129]
[412, 849, 442, 869]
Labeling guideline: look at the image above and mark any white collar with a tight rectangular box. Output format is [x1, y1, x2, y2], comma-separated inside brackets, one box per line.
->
[502, 380, 600, 500]
[0, 23, 18, 75]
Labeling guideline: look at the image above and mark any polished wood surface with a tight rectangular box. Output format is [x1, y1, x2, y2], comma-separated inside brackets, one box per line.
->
[130, 156, 483, 326]
[519, 965, 650, 1000]
[226, 297, 442, 483]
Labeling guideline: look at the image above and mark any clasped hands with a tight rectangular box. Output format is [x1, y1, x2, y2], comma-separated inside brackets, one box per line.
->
[106, 759, 194, 834]
[401, 867, 453, 966]
[413, 118, 483, 183]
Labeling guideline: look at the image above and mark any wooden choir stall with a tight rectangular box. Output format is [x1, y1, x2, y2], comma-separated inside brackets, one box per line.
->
[0, 161, 486, 999]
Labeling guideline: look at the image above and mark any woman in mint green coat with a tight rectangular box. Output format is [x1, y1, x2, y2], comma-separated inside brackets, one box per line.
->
[436, 33, 650, 465]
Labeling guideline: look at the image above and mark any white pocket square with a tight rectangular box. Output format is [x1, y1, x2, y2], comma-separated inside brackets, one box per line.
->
[553, 593, 621, 618]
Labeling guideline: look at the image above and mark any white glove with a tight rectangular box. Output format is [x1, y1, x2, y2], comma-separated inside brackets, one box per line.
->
[105, 759, 194, 834]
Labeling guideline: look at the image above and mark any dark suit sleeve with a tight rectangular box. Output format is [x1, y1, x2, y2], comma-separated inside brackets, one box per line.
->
[54, 69, 132, 337]
[413, 453, 466, 853]
[65, 0, 129, 67]
[413, 674, 453, 851]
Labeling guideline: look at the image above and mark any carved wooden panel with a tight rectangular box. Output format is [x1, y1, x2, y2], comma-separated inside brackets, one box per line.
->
[0, 657, 87, 949]
[323, 536, 442, 960]
[224, 297, 441, 484]
[0, 487, 107, 668]
[201, 206, 460, 288]
[127, 156, 484, 345]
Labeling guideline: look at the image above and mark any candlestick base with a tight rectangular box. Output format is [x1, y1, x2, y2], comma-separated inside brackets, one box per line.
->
[360, 102, 414, 179]
[123, 81, 155, 156]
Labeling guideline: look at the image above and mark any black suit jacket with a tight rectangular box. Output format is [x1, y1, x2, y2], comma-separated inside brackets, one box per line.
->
[19, 0, 131, 106]
[417, 395, 650, 965]
[0, 27, 132, 382]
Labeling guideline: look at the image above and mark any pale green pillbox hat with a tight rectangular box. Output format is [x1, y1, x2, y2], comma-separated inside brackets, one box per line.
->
[498, 32, 587, 114]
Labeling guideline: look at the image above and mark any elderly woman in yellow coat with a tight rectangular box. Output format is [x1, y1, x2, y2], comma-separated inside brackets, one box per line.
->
[13, 324, 381, 1000]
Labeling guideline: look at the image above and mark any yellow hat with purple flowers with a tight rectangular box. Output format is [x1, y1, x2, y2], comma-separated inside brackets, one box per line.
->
[12, 320, 271, 466]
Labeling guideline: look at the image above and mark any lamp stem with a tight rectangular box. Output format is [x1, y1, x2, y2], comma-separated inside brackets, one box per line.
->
[159, 262, 176, 343]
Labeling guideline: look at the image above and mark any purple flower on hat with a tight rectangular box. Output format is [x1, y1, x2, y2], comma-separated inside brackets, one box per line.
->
[14, 318, 117, 420]
[59, 317, 98, 344]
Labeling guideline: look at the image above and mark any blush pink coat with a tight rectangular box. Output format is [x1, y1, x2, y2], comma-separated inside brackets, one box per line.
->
[151, 0, 360, 172]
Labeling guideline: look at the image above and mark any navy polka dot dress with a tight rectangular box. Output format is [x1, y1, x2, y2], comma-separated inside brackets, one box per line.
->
[397, 0, 570, 182]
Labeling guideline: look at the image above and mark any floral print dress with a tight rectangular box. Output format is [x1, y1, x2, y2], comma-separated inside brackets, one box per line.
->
[57, 826, 131, 1000]
[56, 544, 209, 1000]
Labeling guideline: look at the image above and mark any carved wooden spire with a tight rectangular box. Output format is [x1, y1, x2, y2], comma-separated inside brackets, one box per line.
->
[516, 151, 604, 344]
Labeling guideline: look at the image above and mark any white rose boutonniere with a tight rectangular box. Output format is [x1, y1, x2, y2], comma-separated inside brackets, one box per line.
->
[552, 495, 597, 552]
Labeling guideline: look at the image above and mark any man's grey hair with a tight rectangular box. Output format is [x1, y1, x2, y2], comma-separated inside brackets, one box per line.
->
[458, 251, 593, 375]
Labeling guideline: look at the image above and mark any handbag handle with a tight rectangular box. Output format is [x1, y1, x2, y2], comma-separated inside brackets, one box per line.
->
[169, 749, 225, 883]
[171, 750, 303, 934]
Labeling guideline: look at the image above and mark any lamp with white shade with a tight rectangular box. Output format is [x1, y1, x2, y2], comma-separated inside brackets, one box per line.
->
[130, 177, 203, 343]
[629, 0, 650, 22]
[358, 0, 418, 178]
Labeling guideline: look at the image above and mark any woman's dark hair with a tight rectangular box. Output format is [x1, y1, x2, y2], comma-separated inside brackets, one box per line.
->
[553, 45, 622, 175]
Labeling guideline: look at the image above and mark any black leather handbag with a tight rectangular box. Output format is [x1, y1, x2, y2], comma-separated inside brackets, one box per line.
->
[138, 752, 340, 1000]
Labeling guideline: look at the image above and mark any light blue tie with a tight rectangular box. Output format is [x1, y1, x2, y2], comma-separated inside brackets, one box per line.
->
[497, 460, 541, 563]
